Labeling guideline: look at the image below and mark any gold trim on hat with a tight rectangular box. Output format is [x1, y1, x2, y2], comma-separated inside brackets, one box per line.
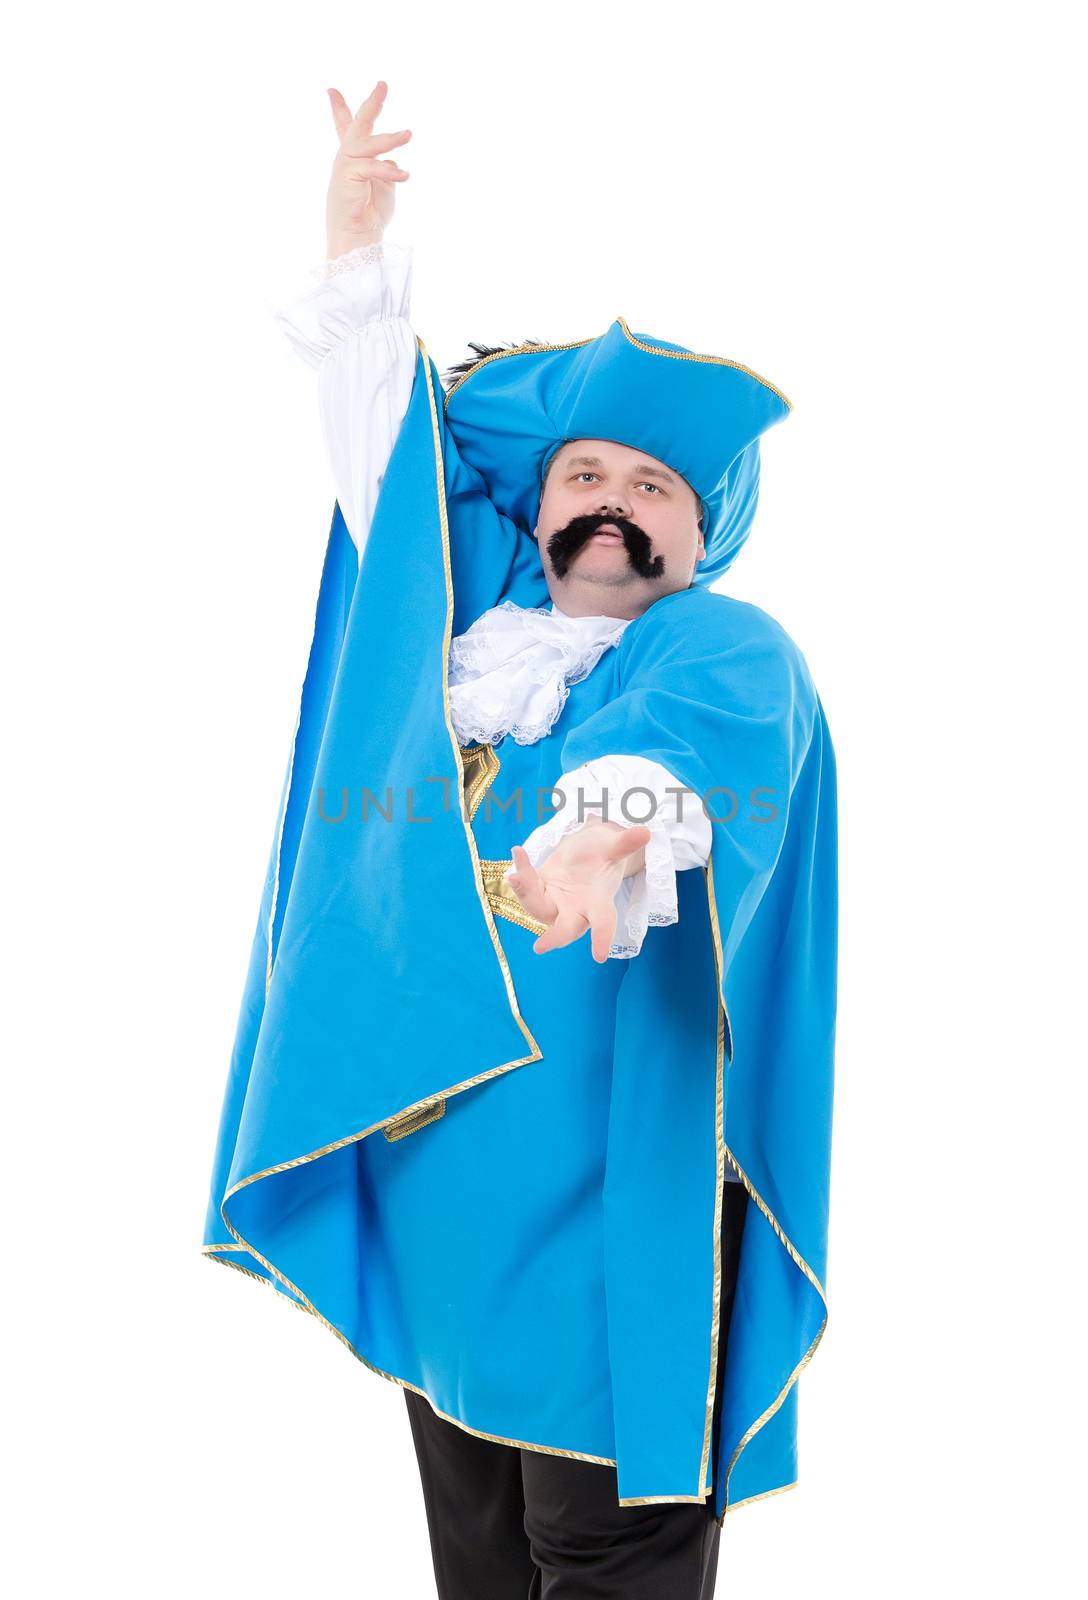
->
[617, 317, 792, 410]
[442, 334, 598, 407]
[440, 320, 791, 412]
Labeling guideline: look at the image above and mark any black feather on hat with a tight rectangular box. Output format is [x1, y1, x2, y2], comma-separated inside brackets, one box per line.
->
[441, 340, 548, 391]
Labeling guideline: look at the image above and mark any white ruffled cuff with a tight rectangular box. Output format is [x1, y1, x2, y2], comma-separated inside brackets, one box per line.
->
[517, 756, 711, 959]
[269, 240, 414, 370]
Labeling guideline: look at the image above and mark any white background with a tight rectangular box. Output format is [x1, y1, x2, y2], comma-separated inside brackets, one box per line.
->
[4, 2, 1083, 1594]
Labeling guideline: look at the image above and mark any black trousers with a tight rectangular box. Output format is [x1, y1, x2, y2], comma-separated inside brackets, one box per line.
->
[403, 1180, 748, 1599]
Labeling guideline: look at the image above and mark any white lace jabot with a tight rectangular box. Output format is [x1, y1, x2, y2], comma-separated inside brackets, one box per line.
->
[448, 600, 632, 747]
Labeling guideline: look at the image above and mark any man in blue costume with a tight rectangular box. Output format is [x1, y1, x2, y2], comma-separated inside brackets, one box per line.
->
[201, 80, 838, 1599]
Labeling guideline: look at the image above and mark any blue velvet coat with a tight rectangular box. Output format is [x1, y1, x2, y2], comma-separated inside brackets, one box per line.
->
[202, 333, 837, 1520]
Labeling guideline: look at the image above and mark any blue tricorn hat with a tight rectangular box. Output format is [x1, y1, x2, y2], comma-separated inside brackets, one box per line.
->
[442, 316, 791, 585]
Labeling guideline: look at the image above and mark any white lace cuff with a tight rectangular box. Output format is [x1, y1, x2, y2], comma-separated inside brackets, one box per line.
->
[269, 240, 414, 370]
[516, 755, 712, 959]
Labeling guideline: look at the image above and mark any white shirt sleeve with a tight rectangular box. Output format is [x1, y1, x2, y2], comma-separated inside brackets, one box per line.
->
[514, 754, 713, 959]
[270, 240, 418, 560]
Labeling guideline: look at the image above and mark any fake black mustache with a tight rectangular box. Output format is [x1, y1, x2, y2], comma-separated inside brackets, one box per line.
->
[546, 515, 666, 580]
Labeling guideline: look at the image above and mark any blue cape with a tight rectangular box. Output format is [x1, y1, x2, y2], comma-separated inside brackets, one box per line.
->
[202, 319, 837, 1520]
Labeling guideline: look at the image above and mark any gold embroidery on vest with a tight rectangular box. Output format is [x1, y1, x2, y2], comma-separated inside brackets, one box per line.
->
[478, 858, 549, 936]
[459, 743, 550, 936]
[460, 740, 501, 822]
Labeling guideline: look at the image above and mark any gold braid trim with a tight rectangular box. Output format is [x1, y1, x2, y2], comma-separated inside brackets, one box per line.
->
[440, 321, 791, 411]
[705, 857, 829, 1521]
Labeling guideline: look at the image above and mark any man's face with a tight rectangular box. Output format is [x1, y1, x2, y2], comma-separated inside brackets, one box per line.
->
[532, 438, 706, 619]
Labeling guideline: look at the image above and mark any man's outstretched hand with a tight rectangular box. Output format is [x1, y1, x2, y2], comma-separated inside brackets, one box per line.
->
[505, 818, 651, 963]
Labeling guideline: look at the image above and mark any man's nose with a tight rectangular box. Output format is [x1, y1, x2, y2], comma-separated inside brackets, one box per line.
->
[597, 494, 630, 517]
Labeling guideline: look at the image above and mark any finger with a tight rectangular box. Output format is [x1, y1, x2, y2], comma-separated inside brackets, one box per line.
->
[342, 128, 412, 158]
[506, 871, 553, 924]
[352, 78, 387, 129]
[352, 127, 412, 152]
[509, 844, 543, 889]
[506, 846, 557, 925]
[532, 907, 590, 955]
[588, 895, 618, 964]
[596, 823, 651, 865]
[344, 158, 411, 183]
[327, 88, 353, 140]
[558, 882, 618, 964]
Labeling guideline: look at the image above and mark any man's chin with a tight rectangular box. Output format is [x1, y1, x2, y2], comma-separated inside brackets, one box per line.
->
[553, 570, 650, 591]
[562, 545, 639, 574]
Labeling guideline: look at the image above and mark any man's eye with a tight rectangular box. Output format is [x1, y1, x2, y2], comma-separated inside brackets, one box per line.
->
[573, 472, 660, 493]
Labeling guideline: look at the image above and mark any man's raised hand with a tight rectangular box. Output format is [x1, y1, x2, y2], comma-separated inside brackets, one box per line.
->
[325, 79, 412, 260]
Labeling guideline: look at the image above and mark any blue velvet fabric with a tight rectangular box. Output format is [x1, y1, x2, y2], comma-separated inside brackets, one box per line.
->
[202, 329, 836, 1518]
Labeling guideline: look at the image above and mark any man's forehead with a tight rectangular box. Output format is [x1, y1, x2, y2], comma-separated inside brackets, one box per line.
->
[555, 440, 678, 486]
